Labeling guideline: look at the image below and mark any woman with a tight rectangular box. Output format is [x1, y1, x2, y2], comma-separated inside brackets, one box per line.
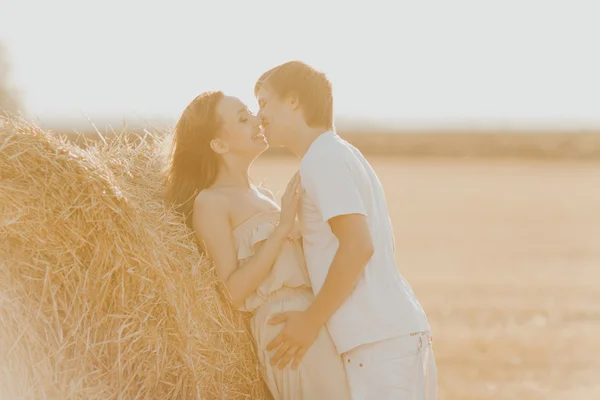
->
[165, 91, 351, 399]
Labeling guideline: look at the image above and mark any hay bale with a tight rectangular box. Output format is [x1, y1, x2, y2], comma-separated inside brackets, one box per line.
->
[0, 117, 268, 399]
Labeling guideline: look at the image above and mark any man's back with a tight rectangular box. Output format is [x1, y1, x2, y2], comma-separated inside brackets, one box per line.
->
[299, 131, 430, 354]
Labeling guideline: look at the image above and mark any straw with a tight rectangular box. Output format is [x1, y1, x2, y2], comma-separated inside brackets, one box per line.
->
[0, 116, 268, 399]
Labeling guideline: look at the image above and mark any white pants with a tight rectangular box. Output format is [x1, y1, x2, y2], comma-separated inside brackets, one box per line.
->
[341, 332, 438, 400]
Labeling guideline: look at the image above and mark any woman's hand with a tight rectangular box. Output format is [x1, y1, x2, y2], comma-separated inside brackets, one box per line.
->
[278, 172, 304, 234]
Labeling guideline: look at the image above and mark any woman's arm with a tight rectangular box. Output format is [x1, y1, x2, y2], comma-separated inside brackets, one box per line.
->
[192, 190, 291, 309]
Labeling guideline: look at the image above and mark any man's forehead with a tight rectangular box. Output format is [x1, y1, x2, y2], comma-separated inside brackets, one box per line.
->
[257, 85, 273, 99]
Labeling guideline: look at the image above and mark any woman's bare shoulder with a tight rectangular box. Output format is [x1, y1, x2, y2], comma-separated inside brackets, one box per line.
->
[194, 188, 230, 214]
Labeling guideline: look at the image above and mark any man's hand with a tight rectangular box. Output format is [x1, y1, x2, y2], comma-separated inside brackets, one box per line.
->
[266, 311, 322, 370]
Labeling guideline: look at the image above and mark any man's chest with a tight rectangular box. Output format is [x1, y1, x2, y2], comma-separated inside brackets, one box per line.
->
[298, 192, 326, 239]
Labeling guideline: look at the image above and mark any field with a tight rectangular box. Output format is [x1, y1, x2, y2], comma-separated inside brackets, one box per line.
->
[250, 155, 600, 400]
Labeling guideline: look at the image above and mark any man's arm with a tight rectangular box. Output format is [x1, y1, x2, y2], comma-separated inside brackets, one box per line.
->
[267, 153, 374, 369]
[304, 213, 374, 327]
[267, 214, 373, 370]
[298, 154, 373, 324]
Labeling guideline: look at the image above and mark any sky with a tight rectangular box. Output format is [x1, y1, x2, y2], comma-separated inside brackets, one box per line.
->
[0, 0, 599, 130]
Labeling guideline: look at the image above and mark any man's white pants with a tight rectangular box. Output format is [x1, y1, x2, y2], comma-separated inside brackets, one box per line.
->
[341, 331, 437, 400]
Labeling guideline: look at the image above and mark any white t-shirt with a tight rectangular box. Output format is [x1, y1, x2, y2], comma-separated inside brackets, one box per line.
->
[299, 131, 430, 355]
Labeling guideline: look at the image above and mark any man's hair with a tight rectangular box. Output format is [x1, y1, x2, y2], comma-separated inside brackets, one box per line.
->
[254, 61, 334, 130]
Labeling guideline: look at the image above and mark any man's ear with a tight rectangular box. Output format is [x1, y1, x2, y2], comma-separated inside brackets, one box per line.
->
[286, 91, 301, 111]
[210, 138, 229, 154]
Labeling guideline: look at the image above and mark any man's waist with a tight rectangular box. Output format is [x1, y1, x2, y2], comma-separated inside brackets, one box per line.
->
[330, 299, 427, 324]
[327, 314, 429, 355]
[328, 293, 428, 332]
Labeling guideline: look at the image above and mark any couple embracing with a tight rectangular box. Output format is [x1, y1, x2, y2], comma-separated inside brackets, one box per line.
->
[166, 61, 437, 399]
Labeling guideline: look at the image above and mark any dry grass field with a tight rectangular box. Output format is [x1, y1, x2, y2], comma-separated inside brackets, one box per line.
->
[250, 155, 600, 400]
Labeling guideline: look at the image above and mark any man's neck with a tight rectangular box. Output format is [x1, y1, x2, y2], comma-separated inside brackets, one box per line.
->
[287, 126, 332, 158]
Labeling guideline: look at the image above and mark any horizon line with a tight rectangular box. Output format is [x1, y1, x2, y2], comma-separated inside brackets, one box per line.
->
[20, 113, 600, 133]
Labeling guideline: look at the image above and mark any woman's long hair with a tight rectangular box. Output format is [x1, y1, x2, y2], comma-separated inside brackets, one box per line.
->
[165, 91, 224, 228]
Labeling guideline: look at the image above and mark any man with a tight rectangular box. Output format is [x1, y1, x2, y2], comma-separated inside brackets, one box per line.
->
[255, 61, 437, 399]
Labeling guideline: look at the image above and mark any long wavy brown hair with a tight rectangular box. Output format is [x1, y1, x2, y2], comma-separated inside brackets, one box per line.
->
[164, 91, 224, 228]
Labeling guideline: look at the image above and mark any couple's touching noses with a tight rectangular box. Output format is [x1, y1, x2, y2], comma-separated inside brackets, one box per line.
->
[165, 61, 437, 399]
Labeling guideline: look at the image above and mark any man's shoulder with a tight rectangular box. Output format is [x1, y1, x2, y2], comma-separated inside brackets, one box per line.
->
[301, 134, 354, 169]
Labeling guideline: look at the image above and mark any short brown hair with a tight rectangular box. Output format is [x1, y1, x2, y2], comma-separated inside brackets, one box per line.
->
[255, 61, 334, 130]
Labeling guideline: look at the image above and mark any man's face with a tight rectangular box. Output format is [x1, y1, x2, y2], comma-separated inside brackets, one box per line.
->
[256, 85, 293, 147]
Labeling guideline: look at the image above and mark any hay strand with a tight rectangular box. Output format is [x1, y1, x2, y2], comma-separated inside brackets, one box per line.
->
[0, 116, 268, 399]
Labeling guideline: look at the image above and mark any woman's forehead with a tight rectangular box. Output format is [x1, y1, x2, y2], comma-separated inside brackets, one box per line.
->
[217, 95, 246, 115]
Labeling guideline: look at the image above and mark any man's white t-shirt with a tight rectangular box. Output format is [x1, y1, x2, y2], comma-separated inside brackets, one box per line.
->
[298, 131, 430, 355]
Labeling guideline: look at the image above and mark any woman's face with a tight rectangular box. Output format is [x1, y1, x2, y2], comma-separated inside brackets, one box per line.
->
[214, 95, 267, 158]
